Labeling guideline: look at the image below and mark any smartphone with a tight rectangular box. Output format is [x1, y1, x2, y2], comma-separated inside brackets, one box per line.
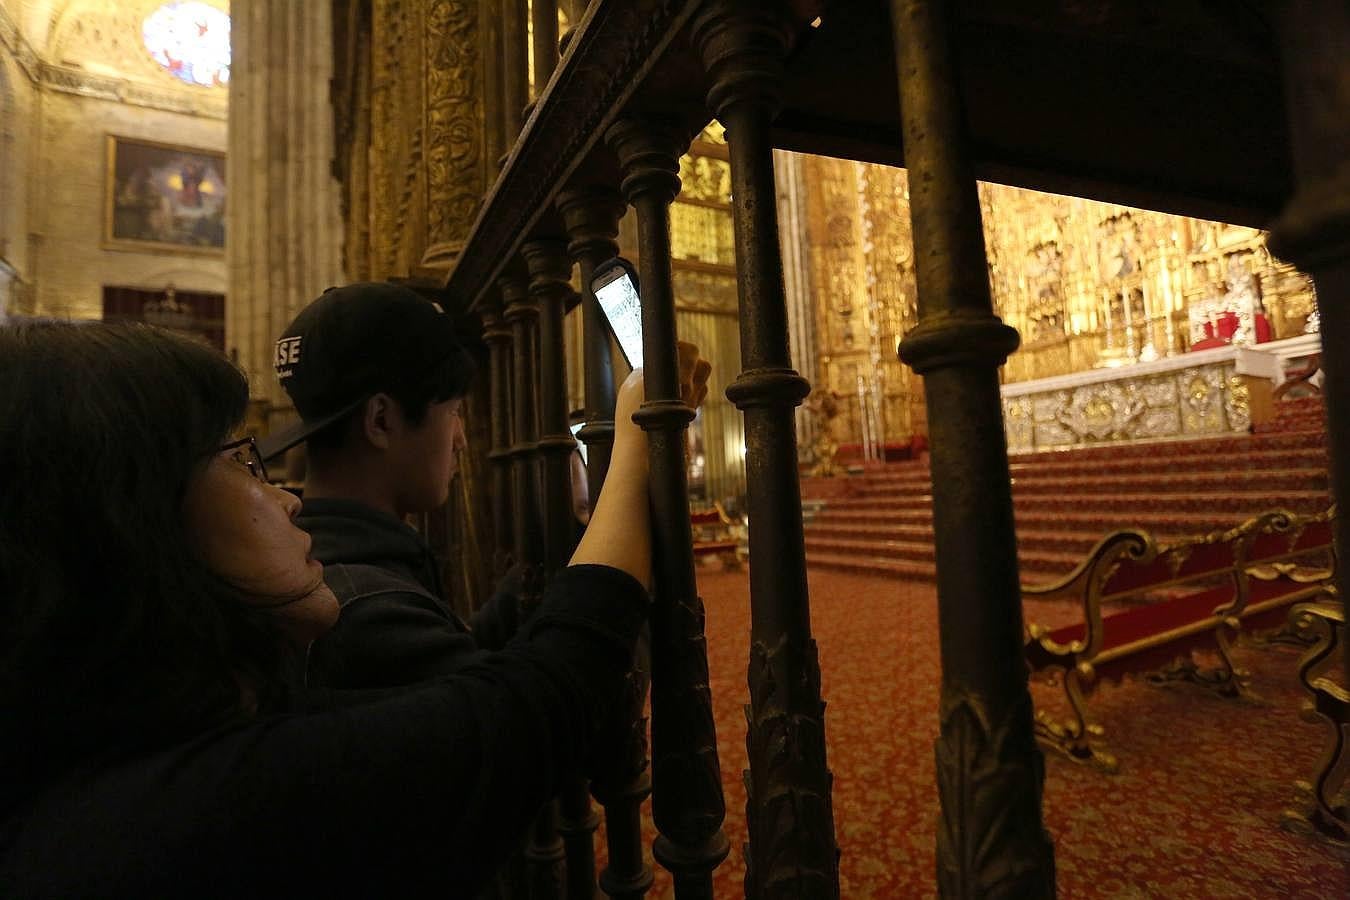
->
[569, 421, 588, 465]
[590, 257, 644, 370]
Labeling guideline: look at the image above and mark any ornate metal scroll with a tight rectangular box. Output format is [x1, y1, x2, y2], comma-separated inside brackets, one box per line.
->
[422, 0, 484, 270]
[890, 0, 1056, 895]
[692, 4, 841, 898]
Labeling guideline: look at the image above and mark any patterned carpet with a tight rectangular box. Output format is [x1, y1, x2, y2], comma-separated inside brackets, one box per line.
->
[598, 566, 1349, 899]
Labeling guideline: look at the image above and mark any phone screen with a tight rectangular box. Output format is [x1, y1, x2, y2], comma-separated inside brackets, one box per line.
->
[592, 266, 644, 370]
[569, 421, 588, 465]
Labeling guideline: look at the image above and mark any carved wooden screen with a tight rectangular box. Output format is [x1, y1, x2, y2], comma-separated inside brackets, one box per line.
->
[101, 285, 225, 351]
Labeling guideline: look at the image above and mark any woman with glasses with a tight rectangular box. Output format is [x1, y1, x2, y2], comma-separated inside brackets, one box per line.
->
[0, 320, 707, 897]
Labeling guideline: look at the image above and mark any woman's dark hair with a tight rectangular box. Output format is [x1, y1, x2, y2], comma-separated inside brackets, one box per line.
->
[0, 321, 289, 812]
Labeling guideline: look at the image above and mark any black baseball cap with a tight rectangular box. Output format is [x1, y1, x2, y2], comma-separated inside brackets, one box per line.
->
[258, 282, 473, 461]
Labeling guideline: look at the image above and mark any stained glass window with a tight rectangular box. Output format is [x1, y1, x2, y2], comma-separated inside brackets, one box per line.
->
[143, 2, 230, 88]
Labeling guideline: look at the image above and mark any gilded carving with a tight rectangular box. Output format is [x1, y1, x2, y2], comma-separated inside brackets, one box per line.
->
[677, 154, 732, 205]
[423, 0, 483, 267]
[1004, 358, 1256, 451]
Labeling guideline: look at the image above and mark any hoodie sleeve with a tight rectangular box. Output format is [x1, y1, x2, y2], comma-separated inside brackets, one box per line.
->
[468, 563, 527, 651]
[1, 566, 650, 899]
[307, 588, 487, 689]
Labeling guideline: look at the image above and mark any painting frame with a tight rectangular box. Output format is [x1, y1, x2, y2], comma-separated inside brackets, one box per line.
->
[104, 135, 226, 257]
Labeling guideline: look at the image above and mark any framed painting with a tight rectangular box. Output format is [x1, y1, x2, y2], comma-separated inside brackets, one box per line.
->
[105, 136, 226, 255]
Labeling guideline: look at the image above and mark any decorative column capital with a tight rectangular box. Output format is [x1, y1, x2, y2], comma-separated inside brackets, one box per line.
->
[480, 296, 512, 343]
[558, 186, 625, 261]
[499, 274, 534, 322]
[606, 118, 689, 206]
[691, 0, 792, 121]
[522, 238, 574, 300]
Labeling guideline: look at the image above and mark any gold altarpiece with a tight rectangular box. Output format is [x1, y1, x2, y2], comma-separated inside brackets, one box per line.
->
[789, 158, 1319, 459]
[332, 0, 487, 282]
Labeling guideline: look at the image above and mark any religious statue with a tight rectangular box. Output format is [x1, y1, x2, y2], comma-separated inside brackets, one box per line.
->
[805, 386, 843, 478]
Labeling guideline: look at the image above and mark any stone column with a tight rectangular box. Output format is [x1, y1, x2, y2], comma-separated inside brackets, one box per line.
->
[888, 1, 1056, 896]
[531, 0, 560, 95]
[691, 5, 839, 897]
[227, 0, 343, 407]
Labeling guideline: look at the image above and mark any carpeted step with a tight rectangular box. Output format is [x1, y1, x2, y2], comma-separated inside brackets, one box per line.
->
[804, 551, 936, 580]
[1008, 468, 1327, 495]
[1006, 429, 1325, 464]
[804, 522, 1166, 556]
[854, 469, 1327, 499]
[857, 447, 1329, 488]
[811, 506, 1250, 534]
[804, 535, 1082, 574]
[802, 422, 1330, 582]
[824, 489, 1329, 516]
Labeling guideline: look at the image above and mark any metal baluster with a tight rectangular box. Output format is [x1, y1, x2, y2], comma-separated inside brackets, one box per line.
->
[889, 2, 1056, 896]
[691, 5, 839, 896]
[502, 271, 543, 600]
[482, 295, 516, 579]
[525, 238, 597, 900]
[608, 117, 729, 900]
[1267, 0, 1350, 688]
[560, 186, 654, 900]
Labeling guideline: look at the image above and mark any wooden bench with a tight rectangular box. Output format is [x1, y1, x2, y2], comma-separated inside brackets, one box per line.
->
[1024, 506, 1337, 773]
[1281, 592, 1349, 844]
[691, 503, 742, 570]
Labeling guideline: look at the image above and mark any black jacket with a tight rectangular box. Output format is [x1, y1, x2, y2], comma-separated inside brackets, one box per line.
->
[297, 498, 523, 689]
[0, 565, 648, 899]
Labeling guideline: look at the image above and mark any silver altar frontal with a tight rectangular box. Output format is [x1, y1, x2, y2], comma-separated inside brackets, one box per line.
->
[999, 340, 1313, 452]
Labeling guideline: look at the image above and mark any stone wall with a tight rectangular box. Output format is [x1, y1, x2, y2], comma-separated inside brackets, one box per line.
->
[0, 0, 229, 319]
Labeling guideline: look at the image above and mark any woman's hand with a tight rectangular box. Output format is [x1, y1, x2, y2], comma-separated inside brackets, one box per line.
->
[613, 341, 714, 451]
[570, 341, 712, 585]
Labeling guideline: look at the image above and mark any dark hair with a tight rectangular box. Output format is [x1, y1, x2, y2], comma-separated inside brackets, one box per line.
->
[306, 346, 476, 453]
[0, 321, 290, 812]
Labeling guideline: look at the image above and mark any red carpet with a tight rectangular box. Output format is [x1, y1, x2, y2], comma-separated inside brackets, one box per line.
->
[598, 566, 1349, 898]
[803, 396, 1331, 584]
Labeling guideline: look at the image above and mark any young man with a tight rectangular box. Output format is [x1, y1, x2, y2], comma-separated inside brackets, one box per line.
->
[261, 282, 521, 689]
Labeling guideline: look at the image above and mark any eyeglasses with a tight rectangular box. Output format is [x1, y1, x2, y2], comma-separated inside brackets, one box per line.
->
[219, 436, 269, 484]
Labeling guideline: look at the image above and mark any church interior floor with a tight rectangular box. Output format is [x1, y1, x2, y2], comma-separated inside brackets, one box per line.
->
[598, 567, 1348, 899]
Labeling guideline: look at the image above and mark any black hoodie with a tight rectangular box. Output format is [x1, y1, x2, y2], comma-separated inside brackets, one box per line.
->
[298, 498, 523, 690]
